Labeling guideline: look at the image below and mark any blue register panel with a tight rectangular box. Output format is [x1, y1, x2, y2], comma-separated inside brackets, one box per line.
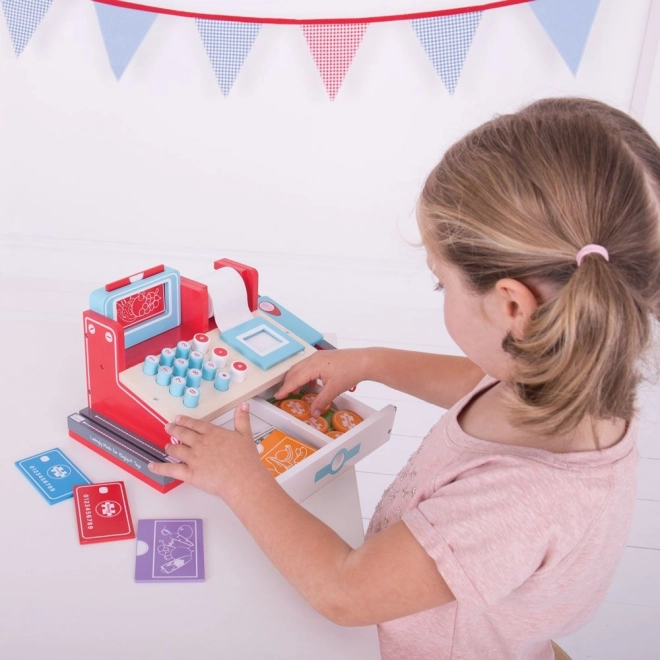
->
[221, 317, 305, 371]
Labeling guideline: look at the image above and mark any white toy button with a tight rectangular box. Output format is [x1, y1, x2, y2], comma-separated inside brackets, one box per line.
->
[193, 333, 210, 354]
[230, 361, 248, 383]
[211, 347, 228, 368]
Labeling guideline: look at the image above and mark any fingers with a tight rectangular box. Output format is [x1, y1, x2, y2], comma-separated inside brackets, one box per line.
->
[274, 378, 301, 400]
[233, 401, 253, 438]
[164, 441, 192, 462]
[148, 456, 190, 481]
[147, 439, 193, 479]
[169, 415, 211, 434]
[165, 415, 214, 446]
[165, 423, 201, 447]
[309, 391, 336, 419]
[274, 354, 345, 417]
[275, 361, 320, 399]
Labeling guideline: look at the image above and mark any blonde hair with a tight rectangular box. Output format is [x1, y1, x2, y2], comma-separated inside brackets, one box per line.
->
[419, 98, 660, 436]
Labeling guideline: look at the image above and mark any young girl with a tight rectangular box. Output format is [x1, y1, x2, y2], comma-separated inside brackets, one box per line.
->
[149, 98, 660, 659]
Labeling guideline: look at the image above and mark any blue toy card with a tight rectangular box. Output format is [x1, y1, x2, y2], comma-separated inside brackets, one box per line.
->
[15, 448, 92, 505]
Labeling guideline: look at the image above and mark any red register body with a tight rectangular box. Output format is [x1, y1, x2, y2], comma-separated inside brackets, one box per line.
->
[70, 274, 212, 492]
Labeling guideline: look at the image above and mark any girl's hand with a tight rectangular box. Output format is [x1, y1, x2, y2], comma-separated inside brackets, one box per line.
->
[274, 348, 372, 416]
[148, 402, 267, 502]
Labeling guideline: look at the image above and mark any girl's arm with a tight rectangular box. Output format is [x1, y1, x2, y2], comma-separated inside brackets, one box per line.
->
[276, 347, 485, 413]
[148, 406, 455, 626]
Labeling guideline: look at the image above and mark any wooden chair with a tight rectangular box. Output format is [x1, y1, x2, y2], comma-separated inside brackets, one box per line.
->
[552, 641, 573, 660]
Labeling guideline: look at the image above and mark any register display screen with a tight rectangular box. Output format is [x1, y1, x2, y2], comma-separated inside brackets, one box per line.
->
[239, 326, 287, 356]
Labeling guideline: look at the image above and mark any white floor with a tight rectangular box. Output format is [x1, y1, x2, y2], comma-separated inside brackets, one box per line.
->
[1, 241, 659, 660]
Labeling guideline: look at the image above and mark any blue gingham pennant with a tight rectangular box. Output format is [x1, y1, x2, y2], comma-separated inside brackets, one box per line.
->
[196, 19, 262, 96]
[94, 2, 157, 80]
[412, 11, 482, 95]
[1, 0, 52, 56]
[531, 0, 601, 75]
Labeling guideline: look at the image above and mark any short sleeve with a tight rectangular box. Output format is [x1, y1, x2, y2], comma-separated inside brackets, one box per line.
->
[402, 462, 585, 610]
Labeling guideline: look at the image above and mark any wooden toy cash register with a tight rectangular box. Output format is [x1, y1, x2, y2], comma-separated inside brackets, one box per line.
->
[67, 259, 396, 499]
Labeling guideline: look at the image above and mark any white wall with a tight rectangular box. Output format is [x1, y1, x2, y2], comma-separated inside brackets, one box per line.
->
[0, 0, 654, 267]
[1, 4, 655, 396]
[638, 0, 660, 141]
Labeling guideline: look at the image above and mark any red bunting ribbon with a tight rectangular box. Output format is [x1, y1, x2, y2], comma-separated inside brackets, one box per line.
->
[91, 0, 532, 25]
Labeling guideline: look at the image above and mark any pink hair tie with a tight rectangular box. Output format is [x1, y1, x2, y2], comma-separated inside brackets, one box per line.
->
[576, 244, 609, 266]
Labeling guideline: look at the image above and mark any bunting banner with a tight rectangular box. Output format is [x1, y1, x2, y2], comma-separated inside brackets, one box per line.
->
[412, 12, 482, 94]
[196, 19, 262, 95]
[530, 0, 600, 74]
[1, 0, 52, 56]
[1, 0, 602, 98]
[302, 24, 368, 100]
[94, 2, 157, 79]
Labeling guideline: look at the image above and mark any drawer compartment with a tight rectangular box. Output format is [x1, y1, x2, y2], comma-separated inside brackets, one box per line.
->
[214, 391, 396, 503]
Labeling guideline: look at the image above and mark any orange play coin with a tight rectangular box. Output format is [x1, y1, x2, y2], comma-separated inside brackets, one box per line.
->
[301, 392, 332, 415]
[331, 410, 363, 433]
[305, 416, 329, 433]
[325, 430, 344, 439]
[279, 398, 312, 421]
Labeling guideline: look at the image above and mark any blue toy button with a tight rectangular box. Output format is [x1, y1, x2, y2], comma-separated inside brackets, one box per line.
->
[143, 355, 159, 376]
[159, 347, 176, 367]
[169, 376, 186, 397]
[189, 351, 204, 369]
[176, 341, 191, 359]
[186, 369, 202, 388]
[214, 372, 231, 392]
[156, 366, 173, 386]
[173, 358, 189, 377]
[183, 387, 200, 408]
[202, 361, 217, 381]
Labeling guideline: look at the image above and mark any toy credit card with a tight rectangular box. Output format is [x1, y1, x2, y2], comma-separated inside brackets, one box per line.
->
[135, 519, 205, 582]
[73, 481, 135, 544]
[15, 448, 91, 505]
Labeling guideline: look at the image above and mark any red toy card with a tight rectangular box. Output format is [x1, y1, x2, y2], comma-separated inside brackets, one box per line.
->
[73, 481, 135, 545]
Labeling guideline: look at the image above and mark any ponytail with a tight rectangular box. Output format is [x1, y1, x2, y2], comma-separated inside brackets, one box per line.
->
[504, 255, 649, 435]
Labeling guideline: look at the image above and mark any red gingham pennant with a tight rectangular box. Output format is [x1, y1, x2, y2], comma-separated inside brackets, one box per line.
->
[301, 23, 368, 100]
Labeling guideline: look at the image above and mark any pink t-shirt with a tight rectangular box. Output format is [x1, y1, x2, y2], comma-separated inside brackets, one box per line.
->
[366, 376, 638, 660]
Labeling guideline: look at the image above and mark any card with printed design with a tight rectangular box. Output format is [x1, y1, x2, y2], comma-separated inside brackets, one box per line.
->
[135, 519, 205, 582]
[73, 481, 135, 544]
[15, 448, 92, 505]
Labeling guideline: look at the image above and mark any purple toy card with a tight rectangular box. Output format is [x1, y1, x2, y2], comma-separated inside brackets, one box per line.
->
[135, 519, 205, 582]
